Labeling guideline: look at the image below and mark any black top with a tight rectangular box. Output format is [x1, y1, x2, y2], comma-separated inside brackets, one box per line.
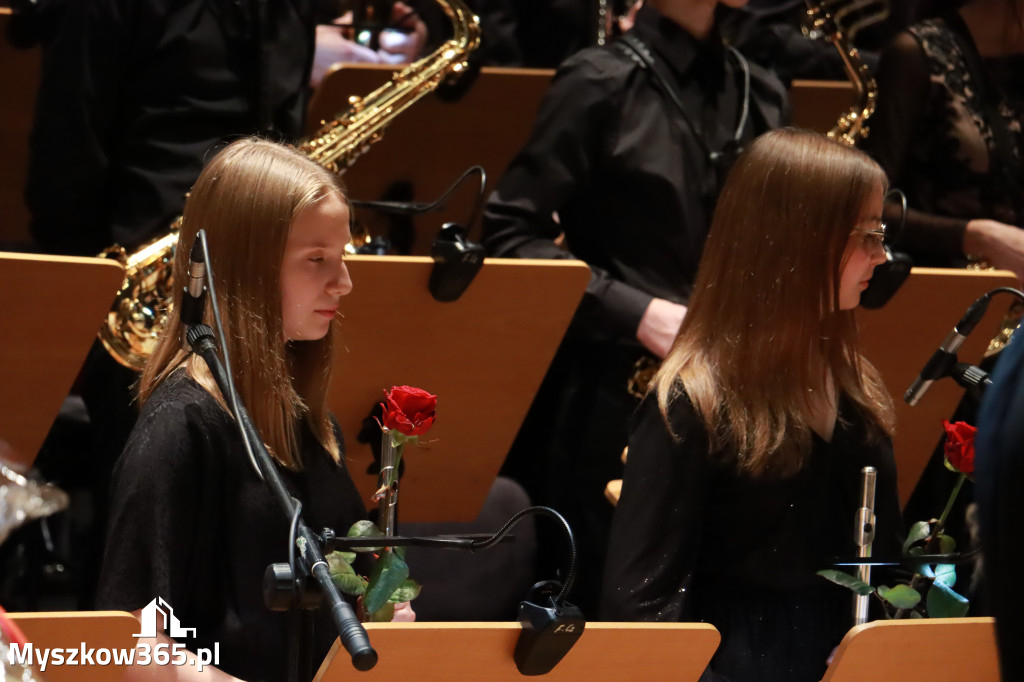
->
[602, 393, 903, 682]
[977, 332, 1024, 681]
[863, 14, 1024, 265]
[26, 0, 318, 256]
[481, 3, 788, 346]
[96, 373, 366, 682]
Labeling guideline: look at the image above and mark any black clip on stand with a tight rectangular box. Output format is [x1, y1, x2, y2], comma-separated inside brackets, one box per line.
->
[186, 324, 378, 680]
[428, 223, 484, 302]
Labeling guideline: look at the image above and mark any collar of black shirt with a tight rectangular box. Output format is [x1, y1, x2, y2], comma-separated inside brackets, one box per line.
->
[630, 2, 729, 84]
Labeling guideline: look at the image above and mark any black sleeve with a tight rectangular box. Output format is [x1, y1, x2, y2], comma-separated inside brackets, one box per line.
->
[481, 56, 656, 342]
[862, 30, 968, 257]
[96, 399, 211, 613]
[600, 395, 711, 621]
[25, 0, 132, 255]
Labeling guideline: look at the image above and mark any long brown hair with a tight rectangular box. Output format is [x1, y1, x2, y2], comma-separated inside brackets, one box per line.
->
[655, 128, 894, 477]
[140, 138, 349, 469]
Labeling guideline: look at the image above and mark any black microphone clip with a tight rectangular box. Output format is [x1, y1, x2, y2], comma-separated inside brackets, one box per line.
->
[514, 582, 585, 676]
[428, 223, 484, 302]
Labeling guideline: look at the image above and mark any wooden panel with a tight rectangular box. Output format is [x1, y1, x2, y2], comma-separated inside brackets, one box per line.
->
[822, 618, 999, 682]
[789, 79, 856, 135]
[9, 611, 139, 682]
[307, 65, 554, 255]
[0, 252, 125, 466]
[316, 622, 720, 682]
[330, 255, 589, 521]
[857, 267, 1019, 506]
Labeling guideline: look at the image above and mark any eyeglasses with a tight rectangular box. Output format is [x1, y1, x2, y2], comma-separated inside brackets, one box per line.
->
[850, 221, 887, 251]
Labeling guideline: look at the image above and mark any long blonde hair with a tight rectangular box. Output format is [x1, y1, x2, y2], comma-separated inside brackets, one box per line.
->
[655, 128, 894, 477]
[140, 138, 349, 469]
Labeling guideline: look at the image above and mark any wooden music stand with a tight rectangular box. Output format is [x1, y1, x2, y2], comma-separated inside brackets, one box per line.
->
[0, 252, 125, 468]
[857, 267, 1018, 507]
[821, 617, 999, 681]
[330, 255, 590, 521]
[7, 611, 139, 682]
[315, 622, 720, 682]
[306, 65, 555, 255]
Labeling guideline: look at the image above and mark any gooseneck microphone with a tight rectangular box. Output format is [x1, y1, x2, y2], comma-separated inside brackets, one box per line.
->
[180, 234, 208, 350]
[904, 295, 990, 406]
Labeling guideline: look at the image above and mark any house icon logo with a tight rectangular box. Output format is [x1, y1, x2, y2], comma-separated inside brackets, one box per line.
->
[134, 597, 197, 639]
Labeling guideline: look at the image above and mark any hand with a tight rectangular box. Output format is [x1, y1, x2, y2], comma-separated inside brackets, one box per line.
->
[391, 601, 416, 622]
[963, 219, 1024, 282]
[378, 2, 427, 63]
[636, 298, 687, 360]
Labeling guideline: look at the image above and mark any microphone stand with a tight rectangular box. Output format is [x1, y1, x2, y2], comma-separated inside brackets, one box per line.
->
[185, 324, 378, 678]
[853, 466, 876, 626]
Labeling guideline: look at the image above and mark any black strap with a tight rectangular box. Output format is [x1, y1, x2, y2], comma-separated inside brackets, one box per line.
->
[946, 14, 1024, 220]
[616, 33, 750, 160]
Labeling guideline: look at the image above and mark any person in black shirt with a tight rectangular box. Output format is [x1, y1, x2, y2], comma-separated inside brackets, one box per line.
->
[26, 0, 319, 257]
[96, 139, 408, 682]
[481, 0, 788, 615]
[603, 129, 901, 681]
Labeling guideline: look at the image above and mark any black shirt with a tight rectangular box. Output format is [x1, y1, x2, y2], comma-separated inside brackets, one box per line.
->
[26, 0, 318, 255]
[481, 3, 788, 346]
[602, 393, 903, 681]
[96, 373, 366, 682]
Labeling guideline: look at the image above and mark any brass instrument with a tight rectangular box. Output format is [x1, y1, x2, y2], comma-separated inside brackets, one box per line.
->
[802, 0, 888, 147]
[99, 0, 481, 370]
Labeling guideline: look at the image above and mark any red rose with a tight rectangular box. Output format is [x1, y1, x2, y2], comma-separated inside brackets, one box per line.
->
[942, 419, 976, 476]
[381, 386, 437, 437]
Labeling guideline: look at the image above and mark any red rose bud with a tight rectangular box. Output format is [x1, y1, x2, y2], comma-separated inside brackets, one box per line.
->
[381, 385, 437, 437]
[941, 419, 976, 476]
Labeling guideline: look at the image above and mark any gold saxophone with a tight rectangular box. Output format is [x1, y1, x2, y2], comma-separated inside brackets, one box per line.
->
[802, 0, 888, 146]
[99, 0, 481, 370]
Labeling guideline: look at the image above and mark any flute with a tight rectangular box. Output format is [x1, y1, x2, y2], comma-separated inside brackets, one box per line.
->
[853, 466, 877, 625]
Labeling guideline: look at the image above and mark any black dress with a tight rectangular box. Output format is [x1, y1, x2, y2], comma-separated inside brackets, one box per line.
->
[863, 13, 1024, 265]
[96, 373, 367, 682]
[602, 393, 903, 682]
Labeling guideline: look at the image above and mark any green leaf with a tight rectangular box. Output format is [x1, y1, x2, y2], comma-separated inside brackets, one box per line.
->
[364, 550, 410, 615]
[368, 603, 396, 622]
[388, 579, 422, 603]
[878, 584, 922, 609]
[917, 564, 935, 579]
[927, 581, 969, 618]
[326, 556, 368, 596]
[817, 569, 875, 596]
[903, 521, 931, 554]
[347, 520, 384, 552]
[933, 564, 957, 588]
[938, 534, 957, 554]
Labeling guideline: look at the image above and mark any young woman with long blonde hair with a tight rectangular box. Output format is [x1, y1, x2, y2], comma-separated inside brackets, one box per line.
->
[96, 138, 370, 681]
[602, 128, 904, 682]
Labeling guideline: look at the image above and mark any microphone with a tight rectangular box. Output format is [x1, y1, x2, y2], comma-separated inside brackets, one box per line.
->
[180, 233, 208, 351]
[904, 294, 990, 406]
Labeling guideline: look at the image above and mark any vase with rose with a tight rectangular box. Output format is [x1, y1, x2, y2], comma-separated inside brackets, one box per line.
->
[326, 386, 436, 621]
[819, 420, 976, 618]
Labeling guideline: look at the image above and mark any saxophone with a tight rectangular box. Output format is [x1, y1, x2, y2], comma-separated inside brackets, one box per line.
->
[802, 0, 887, 146]
[99, 0, 481, 369]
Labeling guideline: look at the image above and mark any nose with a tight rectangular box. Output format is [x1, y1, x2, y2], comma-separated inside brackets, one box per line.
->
[869, 244, 888, 267]
[327, 260, 353, 297]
